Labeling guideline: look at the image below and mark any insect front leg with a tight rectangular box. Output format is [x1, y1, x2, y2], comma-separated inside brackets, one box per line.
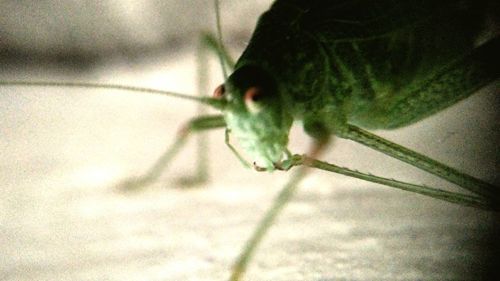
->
[179, 30, 236, 186]
[200, 31, 235, 73]
[229, 132, 331, 280]
[118, 29, 235, 191]
[230, 119, 333, 279]
[118, 115, 225, 191]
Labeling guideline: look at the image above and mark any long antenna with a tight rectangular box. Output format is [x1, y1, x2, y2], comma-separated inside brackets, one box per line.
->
[0, 80, 226, 109]
[214, 0, 229, 79]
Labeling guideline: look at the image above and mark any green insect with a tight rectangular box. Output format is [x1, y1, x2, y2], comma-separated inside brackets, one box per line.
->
[1, 0, 499, 280]
[212, 0, 499, 279]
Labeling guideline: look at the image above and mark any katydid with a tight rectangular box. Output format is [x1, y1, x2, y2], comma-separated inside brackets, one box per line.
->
[210, 1, 499, 279]
[1, 0, 498, 280]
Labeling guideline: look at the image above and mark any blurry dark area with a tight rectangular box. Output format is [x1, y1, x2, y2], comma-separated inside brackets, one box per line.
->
[0, 0, 498, 67]
[0, 0, 269, 68]
[0, 37, 188, 69]
[482, 222, 500, 280]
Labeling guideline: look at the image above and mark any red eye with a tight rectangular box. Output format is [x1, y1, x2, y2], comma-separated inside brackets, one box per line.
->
[244, 86, 263, 113]
[213, 84, 225, 99]
[244, 87, 262, 103]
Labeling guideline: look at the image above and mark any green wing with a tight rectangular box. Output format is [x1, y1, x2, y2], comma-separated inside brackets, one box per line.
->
[267, 0, 497, 128]
[365, 36, 499, 128]
[237, 0, 497, 129]
[301, 0, 497, 128]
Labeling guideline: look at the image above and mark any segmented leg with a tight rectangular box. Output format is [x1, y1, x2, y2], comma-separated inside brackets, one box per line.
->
[119, 30, 235, 190]
[339, 125, 499, 203]
[334, 37, 500, 206]
[183, 30, 236, 185]
[229, 141, 329, 281]
[201, 32, 236, 72]
[191, 36, 211, 186]
[288, 154, 496, 211]
[230, 138, 496, 281]
[118, 115, 225, 191]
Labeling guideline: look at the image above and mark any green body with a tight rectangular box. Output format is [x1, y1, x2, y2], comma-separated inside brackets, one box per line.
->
[223, 0, 498, 169]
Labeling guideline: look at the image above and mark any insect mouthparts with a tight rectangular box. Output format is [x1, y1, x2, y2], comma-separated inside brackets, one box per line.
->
[253, 162, 268, 172]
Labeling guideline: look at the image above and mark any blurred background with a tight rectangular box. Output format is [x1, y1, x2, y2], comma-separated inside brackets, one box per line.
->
[0, 1, 499, 280]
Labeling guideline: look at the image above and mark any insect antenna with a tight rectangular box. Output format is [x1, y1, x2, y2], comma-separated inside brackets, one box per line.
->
[210, 0, 237, 78]
[0, 80, 226, 110]
[214, 0, 230, 79]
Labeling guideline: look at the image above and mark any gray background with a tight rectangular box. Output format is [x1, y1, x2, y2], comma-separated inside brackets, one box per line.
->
[1, 1, 499, 280]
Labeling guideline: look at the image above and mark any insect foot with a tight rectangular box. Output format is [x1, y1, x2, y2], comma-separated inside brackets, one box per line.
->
[175, 174, 209, 188]
[116, 176, 155, 193]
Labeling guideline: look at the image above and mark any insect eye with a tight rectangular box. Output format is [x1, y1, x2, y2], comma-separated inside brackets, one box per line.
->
[213, 84, 225, 99]
[244, 86, 263, 113]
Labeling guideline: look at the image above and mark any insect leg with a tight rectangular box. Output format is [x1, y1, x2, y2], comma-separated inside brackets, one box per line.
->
[200, 32, 236, 72]
[118, 115, 225, 191]
[229, 141, 328, 281]
[173, 30, 235, 187]
[286, 154, 495, 211]
[224, 129, 252, 168]
[339, 124, 499, 206]
[191, 36, 212, 187]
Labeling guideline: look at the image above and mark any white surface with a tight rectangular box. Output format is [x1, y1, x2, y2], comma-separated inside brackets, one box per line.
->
[1, 1, 499, 280]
